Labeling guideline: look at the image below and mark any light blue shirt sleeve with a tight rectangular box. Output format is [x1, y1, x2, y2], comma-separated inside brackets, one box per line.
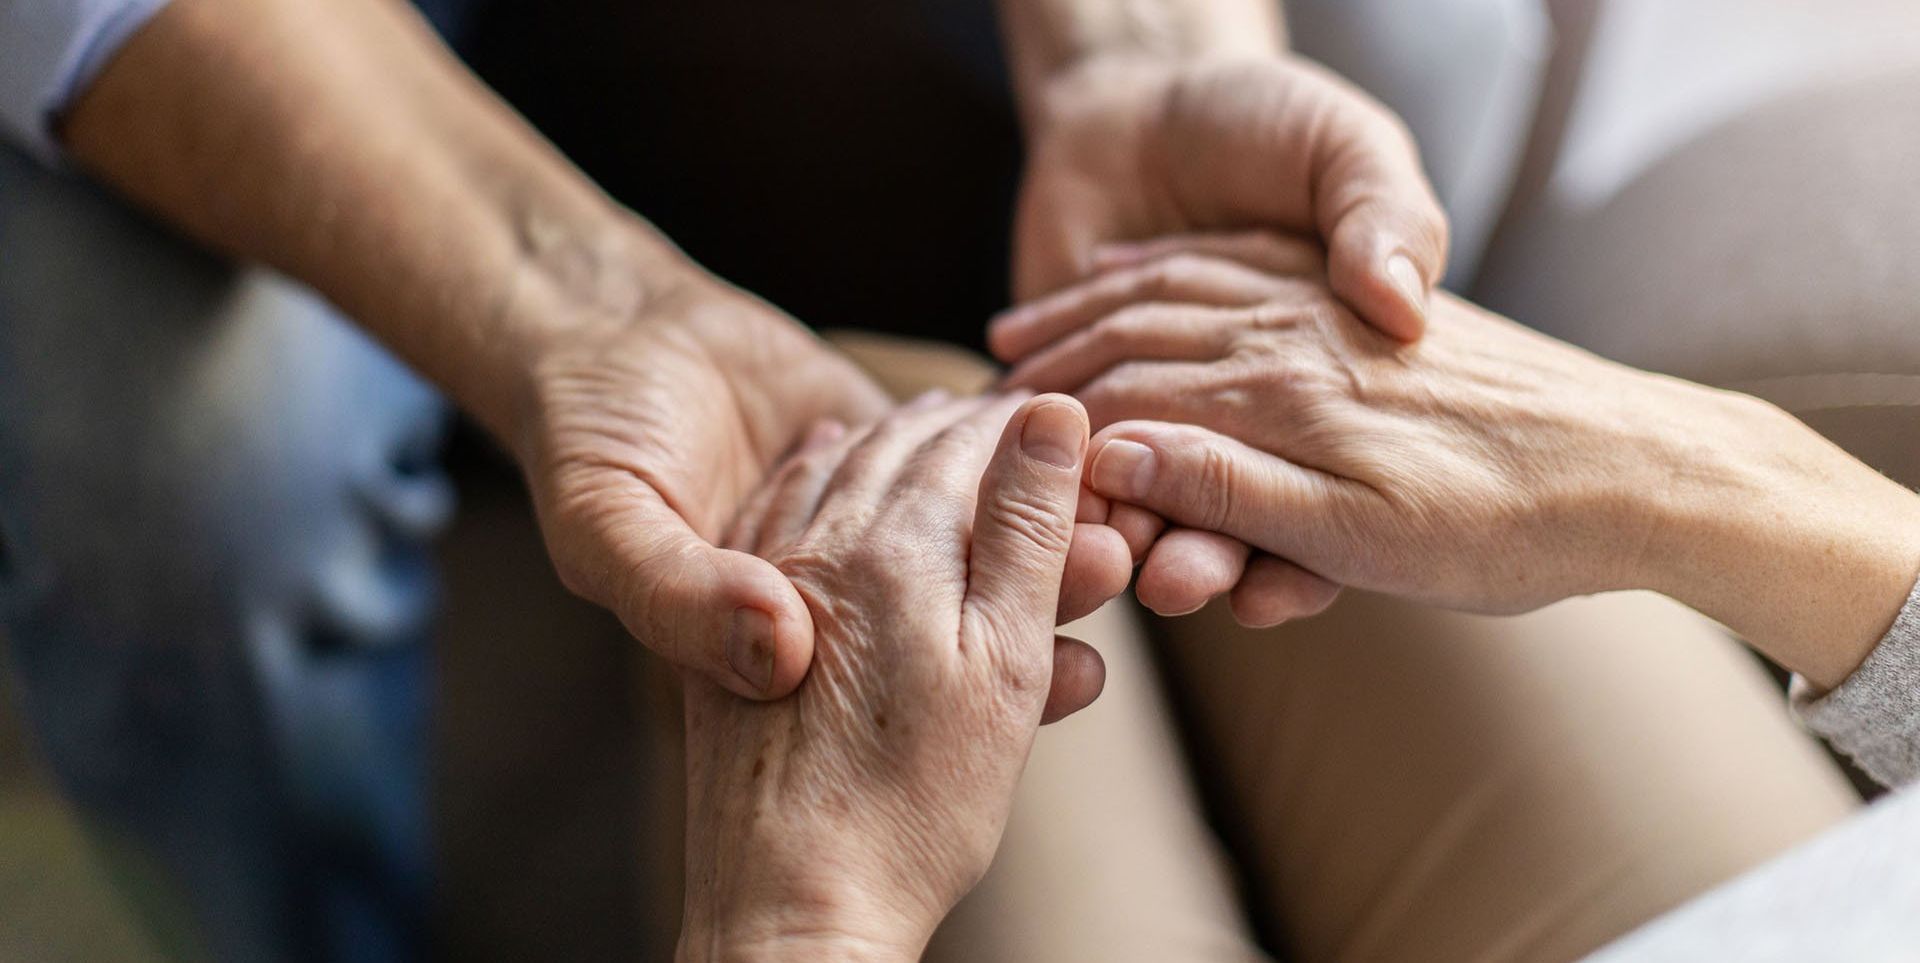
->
[0, 0, 175, 162]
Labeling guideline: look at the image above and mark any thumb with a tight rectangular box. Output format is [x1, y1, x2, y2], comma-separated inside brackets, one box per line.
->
[1326, 193, 1448, 343]
[553, 483, 815, 700]
[1318, 118, 1450, 342]
[964, 396, 1089, 656]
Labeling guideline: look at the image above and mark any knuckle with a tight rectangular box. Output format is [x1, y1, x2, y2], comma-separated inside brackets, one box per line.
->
[984, 493, 1073, 558]
[840, 538, 915, 588]
[1098, 305, 1157, 346]
[993, 647, 1052, 703]
[1189, 440, 1240, 531]
[1157, 254, 1208, 289]
[1240, 301, 1308, 334]
[1136, 261, 1177, 300]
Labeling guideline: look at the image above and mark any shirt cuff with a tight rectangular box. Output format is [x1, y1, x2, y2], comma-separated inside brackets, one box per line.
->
[1791, 571, 1920, 788]
[0, 0, 175, 163]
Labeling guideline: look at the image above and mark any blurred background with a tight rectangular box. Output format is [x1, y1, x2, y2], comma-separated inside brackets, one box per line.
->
[5, 0, 1920, 959]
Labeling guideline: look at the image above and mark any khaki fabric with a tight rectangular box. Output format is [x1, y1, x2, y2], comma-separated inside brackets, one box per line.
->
[827, 336, 1861, 963]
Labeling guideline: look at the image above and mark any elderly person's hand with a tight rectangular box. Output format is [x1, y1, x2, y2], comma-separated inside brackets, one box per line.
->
[523, 276, 890, 702]
[526, 279, 1128, 705]
[1000, 245, 1920, 691]
[1002, 51, 1449, 616]
[678, 394, 1103, 961]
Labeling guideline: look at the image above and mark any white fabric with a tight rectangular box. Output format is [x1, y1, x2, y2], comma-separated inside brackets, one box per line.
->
[1549, 0, 1920, 212]
[1585, 786, 1920, 961]
[0, 0, 174, 161]
[1285, 0, 1552, 284]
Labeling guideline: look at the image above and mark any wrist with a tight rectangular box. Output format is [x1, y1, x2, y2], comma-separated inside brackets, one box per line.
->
[676, 911, 925, 963]
[1004, 6, 1283, 133]
[678, 720, 946, 963]
[462, 210, 711, 448]
[1635, 389, 1920, 687]
[676, 856, 934, 963]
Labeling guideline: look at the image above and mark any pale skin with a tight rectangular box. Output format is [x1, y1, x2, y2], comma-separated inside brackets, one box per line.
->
[708, 237, 1920, 957]
[996, 236, 1920, 692]
[60, 0, 1449, 703]
[52, 0, 1463, 952]
[679, 394, 1097, 962]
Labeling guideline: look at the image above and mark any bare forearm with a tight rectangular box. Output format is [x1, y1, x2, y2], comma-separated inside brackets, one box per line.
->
[1638, 390, 1920, 690]
[995, 0, 1285, 124]
[60, 0, 692, 440]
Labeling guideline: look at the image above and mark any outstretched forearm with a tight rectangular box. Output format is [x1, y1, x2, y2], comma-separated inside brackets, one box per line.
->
[60, 0, 694, 441]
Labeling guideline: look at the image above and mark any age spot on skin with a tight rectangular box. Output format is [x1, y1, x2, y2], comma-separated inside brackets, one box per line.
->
[873, 712, 888, 730]
[751, 757, 766, 780]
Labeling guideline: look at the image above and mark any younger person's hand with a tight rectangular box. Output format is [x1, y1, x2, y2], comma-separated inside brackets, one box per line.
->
[1007, 55, 1448, 339]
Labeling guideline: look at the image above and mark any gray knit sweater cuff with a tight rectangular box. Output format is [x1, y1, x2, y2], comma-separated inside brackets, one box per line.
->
[1791, 573, 1920, 788]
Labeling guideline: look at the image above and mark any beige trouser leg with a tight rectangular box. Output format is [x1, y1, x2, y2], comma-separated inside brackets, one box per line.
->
[1171, 34, 1920, 963]
[1155, 595, 1857, 962]
[927, 600, 1267, 962]
[825, 332, 1863, 963]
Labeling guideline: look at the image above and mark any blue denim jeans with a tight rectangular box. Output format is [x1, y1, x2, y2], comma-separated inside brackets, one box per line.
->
[0, 144, 450, 961]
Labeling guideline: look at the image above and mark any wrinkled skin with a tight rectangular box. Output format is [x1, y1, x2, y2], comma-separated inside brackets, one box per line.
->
[1007, 55, 1447, 334]
[1006, 55, 1449, 613]
[521, 275, 1128, 702]
[678, 395, 1101, 960]
[522, 276, 893, 700]
[999, 240, 1709, 621]
[998, 237, 1920, 693]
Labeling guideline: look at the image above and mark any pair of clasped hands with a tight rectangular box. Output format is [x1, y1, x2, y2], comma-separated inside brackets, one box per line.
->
[526, 57, 1916, 962]
[562, 55, 1697, 960]
[658, 60, 1497, 957]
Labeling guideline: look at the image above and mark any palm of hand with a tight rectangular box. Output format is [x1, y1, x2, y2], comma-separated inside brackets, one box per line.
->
[524, 283, 891, 698]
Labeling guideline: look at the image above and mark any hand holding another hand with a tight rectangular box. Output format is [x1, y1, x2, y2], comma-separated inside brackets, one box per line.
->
[519, 274, 894, 701]
[679, 395, 1102, 961]
[1016, 274, 1679, 616]
[994, 238, 1920, 691]
[1011, 54, 1448, 337]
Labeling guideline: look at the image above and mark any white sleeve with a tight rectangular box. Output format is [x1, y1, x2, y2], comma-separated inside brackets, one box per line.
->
[0, 0, 175, 162]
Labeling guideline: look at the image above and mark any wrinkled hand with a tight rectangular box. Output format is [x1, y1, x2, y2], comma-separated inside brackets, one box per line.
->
[1000, 244, 1702, 621]
[996, 244, 1920, 693]
[997, 233, 1335, 617]
[1003, 55, 1448, 335]
[1003, 55, 1449, 613]
[519, 276, 892, 700]
[679, 395, 1097, 961]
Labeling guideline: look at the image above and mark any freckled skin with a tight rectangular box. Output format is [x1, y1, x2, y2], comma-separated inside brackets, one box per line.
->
[679, 396, 1101, 958]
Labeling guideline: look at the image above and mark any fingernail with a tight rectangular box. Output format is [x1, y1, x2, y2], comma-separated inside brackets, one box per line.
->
[1020, 402, 1082, 468]
[1386, 254, 1427, 313]
[1091, 440, 1156, 500]
[726, 608, 775, 694]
